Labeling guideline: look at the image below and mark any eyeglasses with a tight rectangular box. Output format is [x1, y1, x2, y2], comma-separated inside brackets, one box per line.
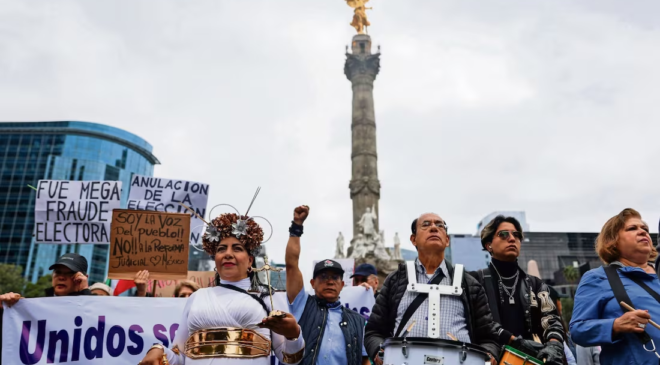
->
[420, 220, 447, 231]
[52, 269, 76, 278]
[496, 230, 522, 240]
[316, 273, 342, 282]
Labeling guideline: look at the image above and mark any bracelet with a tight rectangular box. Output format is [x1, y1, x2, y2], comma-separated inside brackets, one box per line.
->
[289, 221, 304, 237]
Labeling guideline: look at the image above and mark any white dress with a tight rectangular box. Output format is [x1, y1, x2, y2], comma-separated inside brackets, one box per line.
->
[164, 278, 305, 364]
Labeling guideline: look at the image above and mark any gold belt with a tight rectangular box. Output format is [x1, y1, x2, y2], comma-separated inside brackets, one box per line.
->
[185, 327, 271, 359]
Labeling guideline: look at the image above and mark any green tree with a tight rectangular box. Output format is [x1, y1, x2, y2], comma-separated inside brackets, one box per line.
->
[0, 264, 27, 294]
[23, 274, 53, 298]
[561, 297, 574, 327]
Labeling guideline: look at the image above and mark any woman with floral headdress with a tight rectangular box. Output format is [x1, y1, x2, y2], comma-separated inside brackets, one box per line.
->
[138, 212, 305, 365]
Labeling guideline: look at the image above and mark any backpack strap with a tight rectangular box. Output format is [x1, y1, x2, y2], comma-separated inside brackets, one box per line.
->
[603, 265, 652, 344]
[480, 267, 501, 324]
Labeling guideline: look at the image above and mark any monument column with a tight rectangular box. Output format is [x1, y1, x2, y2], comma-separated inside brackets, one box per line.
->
[345, 34, 381, 237]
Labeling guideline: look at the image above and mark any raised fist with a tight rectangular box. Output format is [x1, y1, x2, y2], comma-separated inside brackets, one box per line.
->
[293, 205, 310, 225]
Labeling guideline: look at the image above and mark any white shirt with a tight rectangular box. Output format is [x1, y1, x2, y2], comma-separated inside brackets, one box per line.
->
[164, 278, 304, 364]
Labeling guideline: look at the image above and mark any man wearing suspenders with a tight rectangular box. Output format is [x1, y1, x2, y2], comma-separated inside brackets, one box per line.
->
[469, 215, 565, 365]
[364, 213, 502, 364]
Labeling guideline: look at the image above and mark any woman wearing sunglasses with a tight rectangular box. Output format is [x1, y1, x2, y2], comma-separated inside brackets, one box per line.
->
[468, 216, 566, 365]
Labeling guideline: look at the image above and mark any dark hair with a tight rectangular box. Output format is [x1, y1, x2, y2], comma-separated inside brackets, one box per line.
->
[480, 215, 524, 251]
[411, 218, 418, 235]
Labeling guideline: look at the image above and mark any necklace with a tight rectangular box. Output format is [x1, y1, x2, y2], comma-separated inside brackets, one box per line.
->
[491, 262, 519, 305]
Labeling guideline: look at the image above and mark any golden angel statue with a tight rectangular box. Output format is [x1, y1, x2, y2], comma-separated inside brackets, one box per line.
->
[346, 0, 372, 34]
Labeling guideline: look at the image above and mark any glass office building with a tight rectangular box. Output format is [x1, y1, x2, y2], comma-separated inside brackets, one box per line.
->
[0, 121, 158, 284]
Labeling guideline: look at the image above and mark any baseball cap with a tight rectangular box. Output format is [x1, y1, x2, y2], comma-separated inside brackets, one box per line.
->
[351, 263, 377, 278]
[48, 253, 88, 274]
[89, 282, 111, 295]
[313, 259, 345, 278]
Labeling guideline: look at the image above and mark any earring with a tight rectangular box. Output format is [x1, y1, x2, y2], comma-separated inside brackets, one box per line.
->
[247, 266, 253, 273]
[213, 267, 217, 272]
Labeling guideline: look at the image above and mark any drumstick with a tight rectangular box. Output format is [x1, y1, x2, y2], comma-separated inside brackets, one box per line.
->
[446, 333, 458, 341]
[402, 320, 416, 337]
[620, 301, 660, 330]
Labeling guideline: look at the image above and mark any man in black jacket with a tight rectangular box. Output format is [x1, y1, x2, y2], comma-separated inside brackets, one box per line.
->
[365, 213, 503, 364]
[469, 215, 565, 365]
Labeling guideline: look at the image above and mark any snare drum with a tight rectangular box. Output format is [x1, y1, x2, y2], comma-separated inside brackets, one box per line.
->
[383, 337, 492, 365]
[498, 345, 543, 365]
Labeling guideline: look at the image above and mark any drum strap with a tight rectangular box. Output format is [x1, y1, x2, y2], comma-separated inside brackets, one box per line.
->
[603, 265, 652, 344]
[394, 272, 445, 337]
[478, 268, 501, 324]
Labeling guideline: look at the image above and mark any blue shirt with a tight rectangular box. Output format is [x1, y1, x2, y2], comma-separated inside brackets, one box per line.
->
[570, 265, 660, 365]
[290, 288, 367, 364]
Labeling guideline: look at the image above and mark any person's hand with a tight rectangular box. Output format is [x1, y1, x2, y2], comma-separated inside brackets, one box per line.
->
[373, 354, 383, 365]
[0, 292, 21, 307]
[536, 340, 564, 365]
[613, 309, 651, 334]
[488, 353, 497, 365]
[73, 272, 89, 292]
[258, 312, 301, 340]
[510, 335, 544, 357]
[138, 346, 164, 365]
[358, 282, 373, 292]
[134, 270, 150, 297]
[293, 206, 309, 226]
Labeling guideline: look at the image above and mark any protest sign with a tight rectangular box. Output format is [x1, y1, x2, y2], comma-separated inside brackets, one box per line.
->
[127, 175, 209, 244]
[312, 258, 355, 286]
[34, 180, 122, 244]
[108, 210, 190, 280]
[145, 271, 216, 297]
[1, 287, 374, 365]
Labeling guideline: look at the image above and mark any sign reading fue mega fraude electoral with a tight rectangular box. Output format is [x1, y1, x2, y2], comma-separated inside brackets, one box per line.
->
[34, 180, 122, 244]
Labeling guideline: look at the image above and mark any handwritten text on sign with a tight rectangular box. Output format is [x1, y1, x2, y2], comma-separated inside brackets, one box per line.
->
[34, 180, 122, 244]
[108, 210, 190, 280]
[127, 175, 209, 245]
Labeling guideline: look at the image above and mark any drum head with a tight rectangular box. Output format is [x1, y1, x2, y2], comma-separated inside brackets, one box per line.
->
[383, 337, 491, 357]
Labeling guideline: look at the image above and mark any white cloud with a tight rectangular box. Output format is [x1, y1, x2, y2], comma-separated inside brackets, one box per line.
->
[1, 0, 660, 280]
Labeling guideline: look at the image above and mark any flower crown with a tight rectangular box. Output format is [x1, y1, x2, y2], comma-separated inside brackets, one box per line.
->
[195, 187, 272, 256]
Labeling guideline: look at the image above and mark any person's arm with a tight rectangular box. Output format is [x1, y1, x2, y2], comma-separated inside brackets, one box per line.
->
[364, 272, 394, 362]
[263, 314, 305, 364]
[537, 281, 566, 343]
[134, 270, 149, 297]
[138, 293, 195, 365]
[569, 270, 647, 347]
[286, 205, 309, 304]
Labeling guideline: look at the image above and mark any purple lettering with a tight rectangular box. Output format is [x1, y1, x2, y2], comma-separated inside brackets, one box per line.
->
[127, 325, 145, 355]
[47, 329, 69, 363]
[153, 324, 169, 347]
[106, 326, 126, 357]
[83, 316, 105, 360]
[19, 320, 45, 365]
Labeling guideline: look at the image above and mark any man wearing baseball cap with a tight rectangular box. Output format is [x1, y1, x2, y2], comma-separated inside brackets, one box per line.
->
[351, 263, 380, 299]
[285, 205, 370, 365]
[0, 253, 93, 308]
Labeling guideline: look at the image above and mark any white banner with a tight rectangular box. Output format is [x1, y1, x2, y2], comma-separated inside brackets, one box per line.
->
[312, 258, 355, 286]
[2, 288, 375, 365]
[34, 180, 122, 244]
[127, 175, 209, 244]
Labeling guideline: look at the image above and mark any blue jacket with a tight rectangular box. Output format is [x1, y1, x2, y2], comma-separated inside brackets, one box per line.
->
[570, 266, 660, 365]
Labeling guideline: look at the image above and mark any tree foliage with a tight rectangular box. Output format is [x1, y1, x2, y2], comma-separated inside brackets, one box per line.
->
[561, 297, 574, 326]
[24, 274, 52, 298]
[0, 264, 26, 294]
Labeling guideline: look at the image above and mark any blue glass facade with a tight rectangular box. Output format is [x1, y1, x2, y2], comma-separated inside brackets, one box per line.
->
[0, 121, 158, 284]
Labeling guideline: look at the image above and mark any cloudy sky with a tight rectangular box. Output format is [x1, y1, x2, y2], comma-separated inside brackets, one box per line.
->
[2, 0, 660, 279]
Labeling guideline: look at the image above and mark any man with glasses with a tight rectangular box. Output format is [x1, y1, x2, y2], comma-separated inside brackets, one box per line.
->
[469, 215, 565, 365]
[0, 253, 92, 305]
[364, 213, 503, 365]
[285, 205, 371, 365]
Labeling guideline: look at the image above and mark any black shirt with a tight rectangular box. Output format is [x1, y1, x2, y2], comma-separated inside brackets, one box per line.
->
[489, 258, 526, 338]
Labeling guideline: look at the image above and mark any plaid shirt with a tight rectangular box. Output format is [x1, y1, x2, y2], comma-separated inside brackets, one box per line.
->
[394, 259, 470, 341]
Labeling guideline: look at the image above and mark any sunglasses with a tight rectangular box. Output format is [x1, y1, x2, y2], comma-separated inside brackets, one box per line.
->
[496, 230, 522, 240]
[316, 273, 342, 282]
[52, 269, 76, 278]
